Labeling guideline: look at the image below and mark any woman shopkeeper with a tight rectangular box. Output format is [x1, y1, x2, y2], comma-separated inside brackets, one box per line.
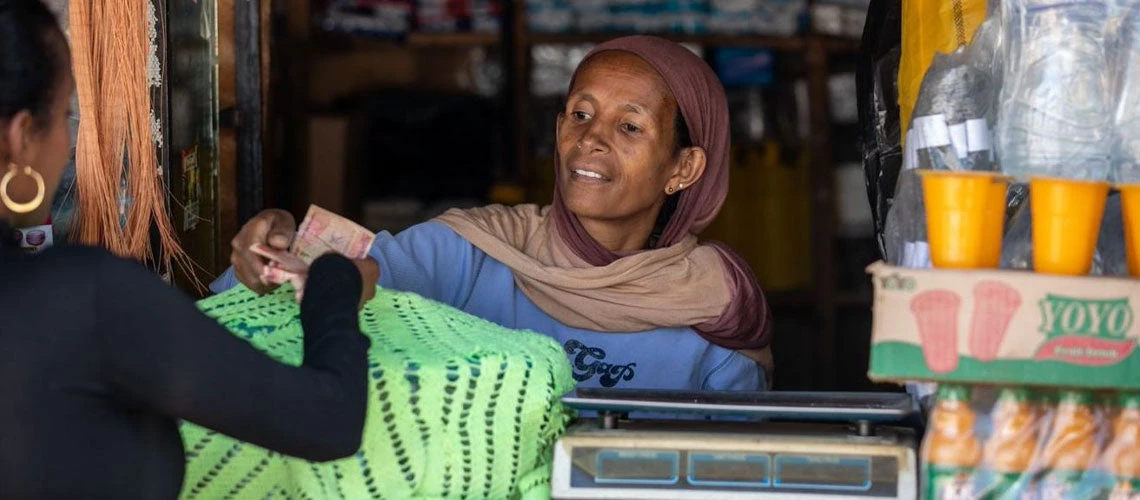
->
[217, 36, 775, 391]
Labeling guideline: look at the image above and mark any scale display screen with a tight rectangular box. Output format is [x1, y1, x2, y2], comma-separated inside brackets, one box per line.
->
[775, 455, 870, 490]
[596, 451, 679, 484]
[572, 448, 898, 497]
[689, 453, 770, 487]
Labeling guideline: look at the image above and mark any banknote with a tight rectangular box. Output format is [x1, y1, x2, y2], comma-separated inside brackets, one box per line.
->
[251, 243, 308, 274]
[291, 205, 376, 264]
[260, 265, 306, 302]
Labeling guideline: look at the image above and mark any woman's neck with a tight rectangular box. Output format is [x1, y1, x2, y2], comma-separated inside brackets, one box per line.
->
[579, 214, 656, 253]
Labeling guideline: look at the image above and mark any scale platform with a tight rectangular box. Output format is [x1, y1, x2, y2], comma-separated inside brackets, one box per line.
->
[551, 389, 920, 500]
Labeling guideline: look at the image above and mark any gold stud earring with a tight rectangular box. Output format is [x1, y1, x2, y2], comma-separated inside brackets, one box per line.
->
[0, 163, 45, 214]
[666, 186, 675, 195]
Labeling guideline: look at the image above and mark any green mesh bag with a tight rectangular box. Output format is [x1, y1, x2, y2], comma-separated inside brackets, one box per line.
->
[178, 286, 576, 499]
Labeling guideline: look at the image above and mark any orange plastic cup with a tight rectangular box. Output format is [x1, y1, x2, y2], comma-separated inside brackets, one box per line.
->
[920, 170, 1009, 269]
[980, 178, 1010, 268]
[1030, 177, 1109, 276]
[1119, 184, 1140, 277]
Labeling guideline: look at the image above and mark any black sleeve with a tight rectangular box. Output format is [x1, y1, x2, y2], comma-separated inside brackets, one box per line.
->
[95, 253, 369, 462]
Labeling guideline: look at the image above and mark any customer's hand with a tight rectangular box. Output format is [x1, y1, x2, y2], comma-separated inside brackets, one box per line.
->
[230, 209, 297, 294]
[262, 257, 379, 307]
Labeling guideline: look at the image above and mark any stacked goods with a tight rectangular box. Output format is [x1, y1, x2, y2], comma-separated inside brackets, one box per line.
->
[523, 0, 804, 35]
[870, 145, 1140, 500]
[871, 6, 1140, 498]
[319, 0, 501, 38]
[923, 385, 1140, 499]
[883, 0, 1140, 277]
[414, 0, 501, 33]
[870, 0, 1140, 384]
[320, 0, 414, 38]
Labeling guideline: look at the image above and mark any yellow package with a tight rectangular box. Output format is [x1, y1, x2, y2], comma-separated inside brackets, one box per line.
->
[702, 142, 811, 291]
[898, 0, 989, 142]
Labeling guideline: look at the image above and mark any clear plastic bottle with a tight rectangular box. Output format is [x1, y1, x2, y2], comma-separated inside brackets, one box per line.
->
[1113, 3, 1140, 183]
[996, 0, 1113, 181]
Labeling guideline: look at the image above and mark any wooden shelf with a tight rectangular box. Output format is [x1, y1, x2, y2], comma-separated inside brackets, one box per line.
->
[310, 30, 856, 53]
[819, 35, 861, 55]
[407, 31, 499, 47]
[311, 31, 499, 52]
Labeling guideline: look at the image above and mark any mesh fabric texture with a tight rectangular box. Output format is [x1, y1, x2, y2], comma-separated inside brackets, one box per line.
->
[177, 285, 576, 499]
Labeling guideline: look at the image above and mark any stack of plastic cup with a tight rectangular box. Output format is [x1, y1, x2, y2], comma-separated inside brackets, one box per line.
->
[920, 170, 1011, 269]
[1030, 177, 1109, 276]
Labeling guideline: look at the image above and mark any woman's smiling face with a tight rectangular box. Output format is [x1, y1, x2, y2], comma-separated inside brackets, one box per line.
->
[556, 50, 703, 250]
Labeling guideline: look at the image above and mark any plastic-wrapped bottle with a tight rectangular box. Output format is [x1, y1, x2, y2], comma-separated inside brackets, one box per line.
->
[981, 387, 1041, 499]
[996, 0, 1113, 181]
[1037, 390, 1100, 498]
[1103, 392, 1140, 498]
[923, 384, 984, 499]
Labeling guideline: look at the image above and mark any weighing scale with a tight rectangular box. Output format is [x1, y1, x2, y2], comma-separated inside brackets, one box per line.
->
[552, 389, 921, 500]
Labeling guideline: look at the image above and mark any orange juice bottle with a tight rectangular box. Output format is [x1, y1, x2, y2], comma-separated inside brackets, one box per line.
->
[924, 384, 983, 499]
[981, 387, 1040, 499]
[1104, 392, 1140, 499]
[1037, 390, 1099, 499]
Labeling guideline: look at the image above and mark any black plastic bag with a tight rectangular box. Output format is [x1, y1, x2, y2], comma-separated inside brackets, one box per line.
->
[856, 0, 903, 259]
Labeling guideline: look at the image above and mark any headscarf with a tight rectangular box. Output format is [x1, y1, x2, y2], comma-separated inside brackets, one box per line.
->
[436, 36, 772, 366]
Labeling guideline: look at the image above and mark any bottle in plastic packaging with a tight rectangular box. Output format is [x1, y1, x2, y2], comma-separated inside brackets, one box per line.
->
[924, 384, 984, 499]
[1037, 390, 1100, 498]
[1103, 392, 1140, 499]
[981, 387, 1041, 499]
[1114, 4, 1140, 184]
[996, 0, 1113, 181]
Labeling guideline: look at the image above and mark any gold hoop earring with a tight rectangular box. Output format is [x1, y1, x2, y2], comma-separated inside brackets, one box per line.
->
[1, 164, 46, 214]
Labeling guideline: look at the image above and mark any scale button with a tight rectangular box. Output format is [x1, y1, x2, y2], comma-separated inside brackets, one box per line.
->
[687, 453, 770, 488]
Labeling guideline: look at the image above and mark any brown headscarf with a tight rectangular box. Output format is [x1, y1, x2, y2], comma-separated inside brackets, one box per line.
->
[436, 36, 772, 367]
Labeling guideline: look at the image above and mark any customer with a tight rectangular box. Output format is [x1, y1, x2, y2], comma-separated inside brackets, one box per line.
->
[221, 36, 774, 390]
[0, 1, 375, 498]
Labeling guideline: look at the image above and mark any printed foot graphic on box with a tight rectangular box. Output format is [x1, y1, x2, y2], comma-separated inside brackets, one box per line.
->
[969, 281, 1022, 362]
[911, 289, 963, 374]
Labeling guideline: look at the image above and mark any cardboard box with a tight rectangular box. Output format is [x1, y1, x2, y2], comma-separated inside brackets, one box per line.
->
[867, 262, 1140, 389]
